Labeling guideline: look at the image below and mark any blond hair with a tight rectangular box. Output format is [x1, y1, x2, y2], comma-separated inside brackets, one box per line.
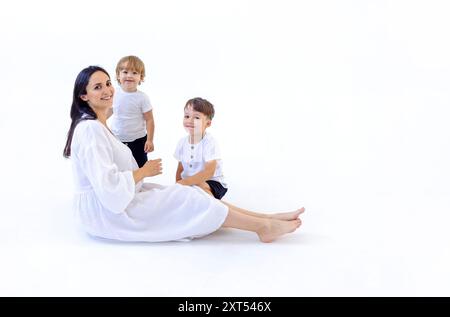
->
[115, 55, 146, 84]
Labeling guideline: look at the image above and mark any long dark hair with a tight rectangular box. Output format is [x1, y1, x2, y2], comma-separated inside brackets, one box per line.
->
[63, 66, 110, 158]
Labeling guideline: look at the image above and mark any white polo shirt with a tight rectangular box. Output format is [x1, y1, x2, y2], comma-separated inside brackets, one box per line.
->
[174, 133, 227, 188]
[110, 86, 153, 142]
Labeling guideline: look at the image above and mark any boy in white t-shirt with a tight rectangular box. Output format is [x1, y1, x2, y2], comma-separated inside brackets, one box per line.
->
[174, 97, 228, 199]
[109, 56, 155, 167]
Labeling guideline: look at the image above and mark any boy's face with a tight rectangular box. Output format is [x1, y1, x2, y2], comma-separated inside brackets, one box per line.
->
[183, 105, 211, 137]
[117, 64, 142, 92]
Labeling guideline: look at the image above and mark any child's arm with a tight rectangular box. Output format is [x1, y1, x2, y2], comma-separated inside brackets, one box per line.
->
[176, 162, 184, 182]
[143, 110, 154, 152]
[177, 160, 217, 186]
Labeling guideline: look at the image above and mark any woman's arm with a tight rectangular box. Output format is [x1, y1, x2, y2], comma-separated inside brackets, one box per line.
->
[177, 160, 216, 186]
[76, 121, 137, 214]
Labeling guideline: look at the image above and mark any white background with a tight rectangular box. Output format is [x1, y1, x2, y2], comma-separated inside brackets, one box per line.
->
[0, 0, 450, 296]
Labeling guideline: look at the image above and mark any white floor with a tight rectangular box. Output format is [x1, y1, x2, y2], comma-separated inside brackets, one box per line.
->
[1, 153, 450, 296]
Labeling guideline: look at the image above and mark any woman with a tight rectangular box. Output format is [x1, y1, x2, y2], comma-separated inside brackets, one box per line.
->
[63, 66, 303, 243]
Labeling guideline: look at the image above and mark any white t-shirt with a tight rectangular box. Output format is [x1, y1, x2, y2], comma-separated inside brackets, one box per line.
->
[174, 133, 227, 188]
[110, 86, 153, 142]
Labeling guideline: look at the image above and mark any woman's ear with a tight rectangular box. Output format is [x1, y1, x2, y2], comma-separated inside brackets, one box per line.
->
[80, 94, 88, 102]
[206, 120, 212, 127]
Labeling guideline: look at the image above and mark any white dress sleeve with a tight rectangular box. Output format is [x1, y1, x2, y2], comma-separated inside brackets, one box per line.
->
[76, 123, 135, 214]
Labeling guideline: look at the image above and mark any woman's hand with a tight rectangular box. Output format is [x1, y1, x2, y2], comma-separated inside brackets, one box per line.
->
[133, 159, 162, 183]
[142, 159, 162, 177]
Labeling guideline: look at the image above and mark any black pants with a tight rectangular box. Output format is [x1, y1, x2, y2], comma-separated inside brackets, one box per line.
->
[205, 180, 228, 200]
[124, 135, 148, 168]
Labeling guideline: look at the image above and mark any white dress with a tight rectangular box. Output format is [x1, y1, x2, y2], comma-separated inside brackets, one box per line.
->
[71, 119, 228, 242]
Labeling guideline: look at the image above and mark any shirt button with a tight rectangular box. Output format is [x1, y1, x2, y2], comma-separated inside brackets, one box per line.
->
[190, 155, 193, 159]
[191, 146, 194, 149]
[189, 164, 192, 168]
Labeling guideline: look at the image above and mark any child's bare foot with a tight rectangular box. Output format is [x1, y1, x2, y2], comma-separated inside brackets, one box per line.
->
[271, 207, 305, 221]
[257, 218, 302, 243]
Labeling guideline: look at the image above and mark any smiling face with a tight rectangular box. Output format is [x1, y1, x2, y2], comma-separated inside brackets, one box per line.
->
[117, 62, 143, 92]
[183, 104, 211, 138]
[80, 71, 114, 113]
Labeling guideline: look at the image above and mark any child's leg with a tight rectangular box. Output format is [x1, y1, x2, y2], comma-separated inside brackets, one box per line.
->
[198, 182, 213, 196]
[126, 136, 148, 168]
[221, 206, 302, 243]
[221, 200, 304, 221]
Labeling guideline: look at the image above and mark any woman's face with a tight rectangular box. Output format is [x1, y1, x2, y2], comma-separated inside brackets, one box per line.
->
[80, 71, 114, 111]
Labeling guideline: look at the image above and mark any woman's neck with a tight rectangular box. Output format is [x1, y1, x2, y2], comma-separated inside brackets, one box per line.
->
[93, 108, 109, 126]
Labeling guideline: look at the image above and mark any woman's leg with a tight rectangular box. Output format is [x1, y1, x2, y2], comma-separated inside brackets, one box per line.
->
[221, 206, 302, 243]
[221, 201, 305, 221]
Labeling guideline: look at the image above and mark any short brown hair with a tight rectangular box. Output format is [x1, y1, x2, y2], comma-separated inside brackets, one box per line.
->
[185, 97, 215, 120]
[115, 55, 146, 83]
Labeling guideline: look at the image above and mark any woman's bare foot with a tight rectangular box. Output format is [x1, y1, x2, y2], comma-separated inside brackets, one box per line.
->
[271, 207, 305, 221]
[257, 218, 302, 243]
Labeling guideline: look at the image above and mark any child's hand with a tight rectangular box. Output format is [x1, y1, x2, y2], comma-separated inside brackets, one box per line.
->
[142, 159, 162, 177]
[177, 179, 187, 185]
[144, 140, 154, 153]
